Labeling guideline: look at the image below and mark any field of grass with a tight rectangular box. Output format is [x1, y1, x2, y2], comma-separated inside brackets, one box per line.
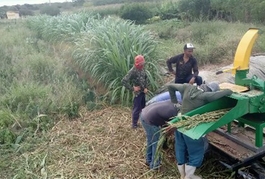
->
[1, 2, 265, 178]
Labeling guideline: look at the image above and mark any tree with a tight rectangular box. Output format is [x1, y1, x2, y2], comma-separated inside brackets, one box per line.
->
[178, 0, 211, 20]
[72, 0, 85, 6]
[0, 8, 6, 19]
[40, 5, 60, 16]
[19, 8, 34, 17]
[119, 3, 153, 24]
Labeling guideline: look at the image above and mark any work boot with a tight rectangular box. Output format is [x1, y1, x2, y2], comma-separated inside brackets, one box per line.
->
[177, 164, 185, 179]
[184, 165, 202, 179]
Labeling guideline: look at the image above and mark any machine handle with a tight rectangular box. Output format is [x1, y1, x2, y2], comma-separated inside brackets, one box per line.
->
[216, 66, 239, 75]
[216, 71, 223, 75]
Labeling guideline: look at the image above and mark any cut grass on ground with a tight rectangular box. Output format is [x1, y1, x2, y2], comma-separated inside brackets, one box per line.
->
[1, 106, 247, 179]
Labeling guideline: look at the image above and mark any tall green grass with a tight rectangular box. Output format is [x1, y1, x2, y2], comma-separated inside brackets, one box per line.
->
[27, 13, 164, 105]
[0, 20, 90, 144]
[26, 12, 94, 42]
[73, 17, 163, 105]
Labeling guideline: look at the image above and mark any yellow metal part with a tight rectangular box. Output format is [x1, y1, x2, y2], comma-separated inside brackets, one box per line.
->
[232, 28, 259, 74]
[219, 82, 249, 93]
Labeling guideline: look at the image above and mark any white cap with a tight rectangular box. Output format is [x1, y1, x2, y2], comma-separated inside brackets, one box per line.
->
[184, 43, 195, 50]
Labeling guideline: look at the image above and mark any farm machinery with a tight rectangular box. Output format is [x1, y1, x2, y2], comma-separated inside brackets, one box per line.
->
[169, 28, 265, 178]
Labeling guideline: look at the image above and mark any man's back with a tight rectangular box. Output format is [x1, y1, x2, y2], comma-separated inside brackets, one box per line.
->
[168, 83, 233, 114]
[141, 101, 178, 126]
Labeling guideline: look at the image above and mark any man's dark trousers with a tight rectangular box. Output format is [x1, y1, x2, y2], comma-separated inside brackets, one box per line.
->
[175, 74, 202, 85]
[132, 92, 146, 127]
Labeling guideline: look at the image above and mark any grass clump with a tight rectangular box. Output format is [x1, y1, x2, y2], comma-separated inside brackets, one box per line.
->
[72, 16, 163, 105]
[26, 12, 94, 42]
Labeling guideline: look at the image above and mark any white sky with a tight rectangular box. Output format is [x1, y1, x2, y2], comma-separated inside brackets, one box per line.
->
[0, 0, 69, 6]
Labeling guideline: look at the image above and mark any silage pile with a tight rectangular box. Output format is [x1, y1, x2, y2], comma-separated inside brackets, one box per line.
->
[44, 107, 179, 178]
[39, 106, 236, 179]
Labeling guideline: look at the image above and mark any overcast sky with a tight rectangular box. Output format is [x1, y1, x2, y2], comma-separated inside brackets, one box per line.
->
[0, 0, 69, 7]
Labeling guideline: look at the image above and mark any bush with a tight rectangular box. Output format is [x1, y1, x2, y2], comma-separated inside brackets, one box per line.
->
[0, 82, 52, 118]
[90, 5, 120, 17]
[178, 0, 211, 21]
[40, 5, 60, 16]
[156, 1, 180, 20]
[19, 8, 34, 17]
[0, 8, 6, 19]
[91, 0, 125, 6]
[61, 102, 80, 119]
[91, 0, 159, 6]
[119, 3, 153, 24]
[72, 0, 85, 6]
[0, 128, 16, 144]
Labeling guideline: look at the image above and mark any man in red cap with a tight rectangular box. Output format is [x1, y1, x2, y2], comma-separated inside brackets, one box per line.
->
[122, 55, 148, 129]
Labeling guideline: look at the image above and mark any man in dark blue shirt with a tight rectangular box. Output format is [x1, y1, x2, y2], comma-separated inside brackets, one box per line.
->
[166, 43, 203, 85]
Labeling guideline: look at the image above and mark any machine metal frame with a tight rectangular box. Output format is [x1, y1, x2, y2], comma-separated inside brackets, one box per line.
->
[169, 28, 265, 178]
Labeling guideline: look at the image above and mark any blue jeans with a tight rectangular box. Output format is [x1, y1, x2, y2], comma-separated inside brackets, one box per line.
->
[175, 130, 208, 167]
[140, 114, 161, 169]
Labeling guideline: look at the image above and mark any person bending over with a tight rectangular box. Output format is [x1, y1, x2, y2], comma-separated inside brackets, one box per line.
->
[167, 82, 233, 179]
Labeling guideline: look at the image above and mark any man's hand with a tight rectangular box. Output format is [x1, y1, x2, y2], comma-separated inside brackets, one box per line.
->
[189, 77, 195, 84]
[144, 88, 148, 93]
[164, 125, 176, 136]
[133, 86, 141, 92]
[173, 103, 181, 109]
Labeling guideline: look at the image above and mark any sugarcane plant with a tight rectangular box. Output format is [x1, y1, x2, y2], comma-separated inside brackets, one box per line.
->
[155, 108, 231, 162]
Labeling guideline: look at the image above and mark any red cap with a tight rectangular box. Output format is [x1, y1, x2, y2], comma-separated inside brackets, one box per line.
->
[134, 55, 145, 69]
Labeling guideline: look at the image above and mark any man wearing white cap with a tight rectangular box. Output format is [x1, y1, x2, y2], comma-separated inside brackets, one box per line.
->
[166, 43, 203, 85]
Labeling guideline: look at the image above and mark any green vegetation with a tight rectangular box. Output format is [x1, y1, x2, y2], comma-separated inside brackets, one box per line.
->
[26, 13, 163, 105]
[91, 0, 160, 6]
[0, 20, 96, 146]
[155, 1, 179, 20]
[39, 5, 61, 16]
[119, 3, 153, 24]
[178, 0, 265, 23]
[0, 0, 265, 178]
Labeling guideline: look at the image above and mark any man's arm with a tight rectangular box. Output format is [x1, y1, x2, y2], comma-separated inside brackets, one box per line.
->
[192, 58, 199, 77]
[167, 83, 186, 104]
[143, 72, 148, 89]
[121, 69, 134, 91]
[166, 56, 178, 74]
[203, 89, 233, 102]
[143, 73, 148, 93]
